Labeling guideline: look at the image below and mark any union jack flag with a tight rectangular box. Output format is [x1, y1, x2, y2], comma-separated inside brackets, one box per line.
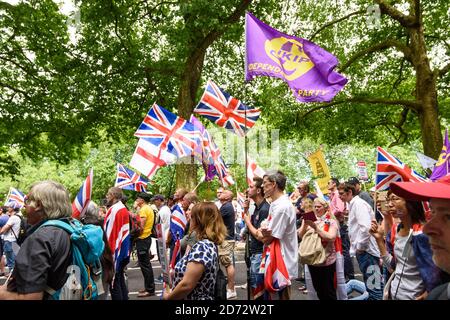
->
[260, 238, 291, 295]
[134, 103, 200, 158]
[72, 168, 93, 219]
[103, 201, 131, 273]
[375, 146, 428, 191]
[194, 80, 261, 137]
[169, 204, 187, 244]
[190, 114, 235, 186]
[209, 141, 235, 187]
[114, 163, 148, 192]
[4, 187, 25, 209]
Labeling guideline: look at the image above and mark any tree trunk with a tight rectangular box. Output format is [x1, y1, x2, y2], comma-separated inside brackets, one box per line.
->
[175, 49, 206, 191]
[409, 24, 442, 159]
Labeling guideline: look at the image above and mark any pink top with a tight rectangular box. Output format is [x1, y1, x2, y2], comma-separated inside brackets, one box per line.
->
[314, 215, 339, 266]
[329, 190, 346, 216]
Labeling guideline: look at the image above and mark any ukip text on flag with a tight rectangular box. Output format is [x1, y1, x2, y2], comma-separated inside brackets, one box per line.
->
[194, 80, 261, 137]
[430, 129, 450, 181]
[307, 149, 331, 195]
[72, 168, 93, 219]
[114, 163, 149, 192]
[134, 103, 200, 158]
[245, 12, 347, 103]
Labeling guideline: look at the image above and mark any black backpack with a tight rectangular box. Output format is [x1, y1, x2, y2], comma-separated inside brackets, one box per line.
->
[11, 215, 29, 245]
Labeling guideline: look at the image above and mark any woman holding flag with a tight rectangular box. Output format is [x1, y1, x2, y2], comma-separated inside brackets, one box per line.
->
[163, 202, 227, 300]
[370, 193, 445, 300]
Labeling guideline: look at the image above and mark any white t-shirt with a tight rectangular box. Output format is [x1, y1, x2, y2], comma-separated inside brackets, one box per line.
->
[158, 205, 172, 236]
[268, 194, 299, 279]
[4, 215, 21, 242]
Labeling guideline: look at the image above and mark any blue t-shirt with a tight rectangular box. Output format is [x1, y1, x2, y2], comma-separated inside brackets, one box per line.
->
[0, 214, 9, 228]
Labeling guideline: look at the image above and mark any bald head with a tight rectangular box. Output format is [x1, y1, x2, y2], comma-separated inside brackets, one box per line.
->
[219, 189, 233, 203]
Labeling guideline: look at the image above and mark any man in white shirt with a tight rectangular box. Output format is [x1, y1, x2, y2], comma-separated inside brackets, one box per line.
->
[257, 170, 298, 300]
[0, 206, 21, 272]
[338, 183, 383, 300]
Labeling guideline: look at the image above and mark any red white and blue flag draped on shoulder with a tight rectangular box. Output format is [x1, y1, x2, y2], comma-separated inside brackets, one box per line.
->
[72, 168, 93, 219]
[114, 163, 149, 192]
[103, 201, 131, 274]
[4, 187, 25, 209]
[194, 80, 261, 137]
[190, 115, 235, 187]
[245, 12, 347, 103]
[305, 214, 347, 300]
[430, 129, 450, 181]
[134, 103, 200, 158]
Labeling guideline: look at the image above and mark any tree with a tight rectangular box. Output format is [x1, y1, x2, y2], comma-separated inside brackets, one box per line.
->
[263, 0, 449, 159]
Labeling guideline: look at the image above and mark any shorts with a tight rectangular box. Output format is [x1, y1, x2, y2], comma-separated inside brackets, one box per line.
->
[218, 240, 235, 268]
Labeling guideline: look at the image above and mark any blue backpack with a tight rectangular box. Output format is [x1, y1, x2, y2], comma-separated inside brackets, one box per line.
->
[38, 219, 105, 300]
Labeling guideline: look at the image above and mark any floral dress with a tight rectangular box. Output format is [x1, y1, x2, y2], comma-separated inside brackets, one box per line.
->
[173, 238, 218, 300]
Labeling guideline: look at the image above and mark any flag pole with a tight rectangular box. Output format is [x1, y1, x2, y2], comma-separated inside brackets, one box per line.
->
[191, 178, 203, 193]
[4, 187, 11, 206]
[244, 92, 251, 301]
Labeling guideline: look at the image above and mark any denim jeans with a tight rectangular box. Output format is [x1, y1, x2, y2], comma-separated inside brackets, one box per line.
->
[3, 240, 17, 270]
[249, 253, 262, 288]
[346, 279, 369, 300]
[356, 251, 384, 300]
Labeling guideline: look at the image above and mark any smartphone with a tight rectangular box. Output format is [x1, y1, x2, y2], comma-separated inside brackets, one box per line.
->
[303, 211, 317, 222]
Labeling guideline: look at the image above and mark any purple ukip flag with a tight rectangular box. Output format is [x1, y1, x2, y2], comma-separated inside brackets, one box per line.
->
[245, 12, 347, 103]
[430, 129, 450, 181]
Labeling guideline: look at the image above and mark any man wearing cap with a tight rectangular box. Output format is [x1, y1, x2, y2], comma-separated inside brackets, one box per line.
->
[134, 192, 156, 297]
[152, 195, 171, 240]
[391, 177, 450, 300]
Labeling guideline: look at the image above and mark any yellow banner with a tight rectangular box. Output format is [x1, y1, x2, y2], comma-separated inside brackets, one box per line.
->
[307, 149, 331, 195]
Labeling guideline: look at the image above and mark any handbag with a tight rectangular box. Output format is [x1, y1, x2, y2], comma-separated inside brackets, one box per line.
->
[299, 228, 326, 266]
[214, 245, 228, 300]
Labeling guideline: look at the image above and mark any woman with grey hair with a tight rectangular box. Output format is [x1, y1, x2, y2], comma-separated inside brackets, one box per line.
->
[79, 201, 114, 300]
[0, 181, 76, 299]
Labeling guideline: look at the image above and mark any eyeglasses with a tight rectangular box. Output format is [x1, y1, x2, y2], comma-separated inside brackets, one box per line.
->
[387, 196, 402, 202]
[24, 195, 32, 205]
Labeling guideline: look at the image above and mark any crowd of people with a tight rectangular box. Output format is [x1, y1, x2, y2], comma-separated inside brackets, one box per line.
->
[0, 169, 449, 301]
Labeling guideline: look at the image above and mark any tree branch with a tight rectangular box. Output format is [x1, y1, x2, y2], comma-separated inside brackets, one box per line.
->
[374, 0, 417, 28]
[0, 81, 32, 101]
[339, 39, 412, 72]
[438, 62, 450, 78]
[300, 96, 420, 120]
[308, 9, 365, 41]
[193, 0, 251, 64]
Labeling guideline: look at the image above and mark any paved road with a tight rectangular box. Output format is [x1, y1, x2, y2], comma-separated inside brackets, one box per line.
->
[0, 244, 363, 300]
